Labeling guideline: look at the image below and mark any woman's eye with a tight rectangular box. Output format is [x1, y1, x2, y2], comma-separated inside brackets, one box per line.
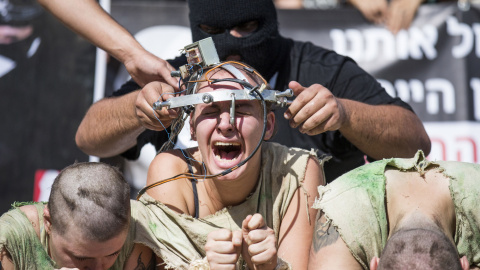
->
[235, 105, 251, 115]
[236, 110, 251, 116]
[202, 109, 218, 116]
[236, 111, 247, 115]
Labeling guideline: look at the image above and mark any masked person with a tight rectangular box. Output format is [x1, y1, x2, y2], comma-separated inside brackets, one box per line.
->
[308, 150, 480, 270]
[41, 0, 430, 182]
[131, 61, 324, 269]
[0, 162, 155, 270]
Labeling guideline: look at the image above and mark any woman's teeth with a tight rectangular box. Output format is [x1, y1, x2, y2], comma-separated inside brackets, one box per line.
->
[214, 142, 241, 160]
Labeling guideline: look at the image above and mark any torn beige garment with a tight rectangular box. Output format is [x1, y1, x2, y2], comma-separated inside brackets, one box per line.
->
[313, 151, 435, 269]
[438, 159, 480, 268]
[0, 203, 54, 269]
[313, 150, 480, 269]
[133, 142, 318, 269]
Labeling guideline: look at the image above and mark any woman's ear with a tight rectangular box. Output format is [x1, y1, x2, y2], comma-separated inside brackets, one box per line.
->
[263, 111, 275, 141]
[43, 206, 52, 234]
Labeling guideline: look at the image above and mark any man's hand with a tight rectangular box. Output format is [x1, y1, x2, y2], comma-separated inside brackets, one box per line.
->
[242, 214, 278, 270]
[348, 0, 388, 25]
[385, 0, 424, 34]
[124, 49, 180, 88]
[135, 81, 179, 131]
[205, 229, 243, 270]
[284, 81, 347, 136]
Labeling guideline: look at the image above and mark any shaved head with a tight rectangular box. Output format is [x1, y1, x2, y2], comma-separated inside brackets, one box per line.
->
[47, 162, 131, 241]
[378, 228, 462, 270]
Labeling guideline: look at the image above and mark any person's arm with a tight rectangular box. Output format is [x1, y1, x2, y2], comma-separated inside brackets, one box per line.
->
[338, 99, 430, 160]
[307, 211, 363, 270]
[37, 0, 177, 87]
[347, 0, 388, 25]
[385, 0, 424, 34]
[285, 81, 431, 160]
[76, 90, 145, 157]
[76, 81, 178, 157]
[123, 243, 157, 270]
[275, 157, 324, 269]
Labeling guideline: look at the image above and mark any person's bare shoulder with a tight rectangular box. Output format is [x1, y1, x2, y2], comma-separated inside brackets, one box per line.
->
[147, 148, 200, 185]
[308, 211, 363, 270]
[147, 148, 200, 214]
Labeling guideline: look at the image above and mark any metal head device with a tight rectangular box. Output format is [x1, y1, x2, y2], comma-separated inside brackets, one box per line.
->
[153, 87, 293, 125]
[154, 37, 293, 126]
[139, 38, 295, 197]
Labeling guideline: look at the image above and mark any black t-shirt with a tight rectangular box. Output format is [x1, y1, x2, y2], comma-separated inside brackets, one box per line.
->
[113, 40, 413, 182]
[270, 39, 413, 181]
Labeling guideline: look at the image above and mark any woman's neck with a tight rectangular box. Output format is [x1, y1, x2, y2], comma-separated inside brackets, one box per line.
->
[203, 156, 262, 210]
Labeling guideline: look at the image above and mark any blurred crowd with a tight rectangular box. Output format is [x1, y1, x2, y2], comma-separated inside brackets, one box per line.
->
[274, 0, 459, 34]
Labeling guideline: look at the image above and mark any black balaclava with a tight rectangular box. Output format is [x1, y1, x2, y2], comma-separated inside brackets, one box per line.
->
[187, 0, 287, 80]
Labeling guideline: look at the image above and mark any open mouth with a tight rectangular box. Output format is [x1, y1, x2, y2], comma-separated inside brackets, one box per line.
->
[213, 141, 242, 162]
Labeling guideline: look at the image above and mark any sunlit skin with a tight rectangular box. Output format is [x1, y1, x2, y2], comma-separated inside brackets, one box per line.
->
[0, 25, 33, 44]
[47, 222, 127, 270]
[189, 69, 275, 184]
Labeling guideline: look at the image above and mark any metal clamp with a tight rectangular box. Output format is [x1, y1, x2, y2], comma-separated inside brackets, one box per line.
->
[275, 89, 294, 107]
[152, 89, 294, 110]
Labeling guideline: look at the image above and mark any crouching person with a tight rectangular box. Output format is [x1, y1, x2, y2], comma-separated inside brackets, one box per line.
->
[308, 150, 480, 270]
[0, 162, 155, 270]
